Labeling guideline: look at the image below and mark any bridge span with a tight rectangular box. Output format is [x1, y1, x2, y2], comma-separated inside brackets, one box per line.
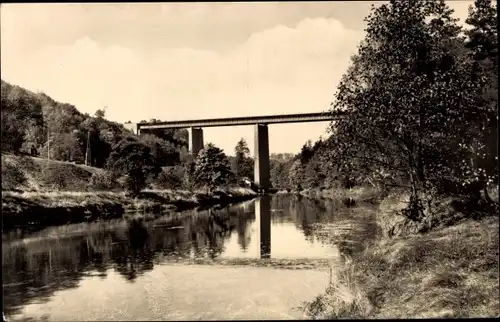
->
[137, 112, 343, 130]
[125, 111, 345, 191]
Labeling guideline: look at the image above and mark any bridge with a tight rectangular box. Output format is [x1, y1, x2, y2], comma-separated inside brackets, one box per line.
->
[124, 111, 346, 191]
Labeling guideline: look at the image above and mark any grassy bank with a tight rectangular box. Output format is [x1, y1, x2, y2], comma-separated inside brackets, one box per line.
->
[305, 191, 499, 319]
[1, 154, 257, 231]
[2, 188, 257, 231]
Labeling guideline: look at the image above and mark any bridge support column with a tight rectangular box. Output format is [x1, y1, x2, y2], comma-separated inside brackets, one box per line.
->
[124, 123, 139, 135]
[254, 123, 270, 192]
[188, 127, 204, 156]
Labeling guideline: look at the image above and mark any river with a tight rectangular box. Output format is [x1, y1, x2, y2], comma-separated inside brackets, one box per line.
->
[2, 194, 379, 321]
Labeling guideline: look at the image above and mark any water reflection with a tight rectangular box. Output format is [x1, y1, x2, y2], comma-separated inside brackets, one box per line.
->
[2, 194, 379, 318]
[257, 196, 271, 259]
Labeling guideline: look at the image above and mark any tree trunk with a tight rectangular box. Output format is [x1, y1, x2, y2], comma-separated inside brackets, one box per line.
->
[406, 171, 425, 221]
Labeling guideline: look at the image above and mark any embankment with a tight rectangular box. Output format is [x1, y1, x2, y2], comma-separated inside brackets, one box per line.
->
[298, 186, 386, 204]
[305, 190, 499, 319]
[2, 188, 257, 231]
[1, 153, 257, 231]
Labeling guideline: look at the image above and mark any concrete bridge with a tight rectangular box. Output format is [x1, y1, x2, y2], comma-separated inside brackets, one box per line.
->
[124, 111, 346, 191]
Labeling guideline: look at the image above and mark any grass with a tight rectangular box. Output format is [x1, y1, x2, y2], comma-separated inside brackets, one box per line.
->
[306, 215, 499, 319]
[2, 187, 256, 230]
[1, 153, 257, 230]
[1, 153, 104, 192]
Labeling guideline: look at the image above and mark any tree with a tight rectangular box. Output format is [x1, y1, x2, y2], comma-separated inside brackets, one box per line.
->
[106, 138, 160, 194]
[299, 140, 315, 164]
[95, 109, 106, 119]
[41, 131, 83, 162]
[1, 81, 44, 153]
[232, 138, 254, 179]
[288, 158, 305, 190]
[327, 0, 483, 220]
[193, 143, 234, 192]
[155, 166, 184, 190]
[463, 0, 498, 200]
[22, 119, 45, 153]
[139, 133, 179, 167]
[270, 160, 292, 189]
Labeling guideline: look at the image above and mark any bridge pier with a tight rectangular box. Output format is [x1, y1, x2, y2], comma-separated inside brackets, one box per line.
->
[254, 123, 270, 192]
[188, 127, 204, 156]
[123, 123, 139, 135]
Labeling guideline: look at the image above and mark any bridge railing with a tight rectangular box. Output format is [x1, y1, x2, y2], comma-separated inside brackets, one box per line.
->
[138, 111, 346, 130]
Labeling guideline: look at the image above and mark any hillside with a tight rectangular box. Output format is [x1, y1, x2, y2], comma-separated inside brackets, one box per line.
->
[2, 153, 105, 192]
[1, 79, 189, 168]
[1, 152, 257, 230]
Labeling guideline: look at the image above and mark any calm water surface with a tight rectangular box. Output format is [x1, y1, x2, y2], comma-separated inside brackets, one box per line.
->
[2, 194, 379, 321]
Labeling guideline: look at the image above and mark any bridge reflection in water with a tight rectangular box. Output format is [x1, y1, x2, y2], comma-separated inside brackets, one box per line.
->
[256, 195, 272, 259]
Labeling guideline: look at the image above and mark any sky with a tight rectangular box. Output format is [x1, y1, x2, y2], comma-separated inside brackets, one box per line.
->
[1, 1, 473, 156]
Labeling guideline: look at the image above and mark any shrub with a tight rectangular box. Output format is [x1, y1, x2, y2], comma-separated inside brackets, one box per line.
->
[106, 138, 160, 195]
[39, 162, 67, 190]
[154, 166, 184, 190]
[193, 144, 234, 192]
[89, 171, 120, 190]
[1, 162, 27, 190]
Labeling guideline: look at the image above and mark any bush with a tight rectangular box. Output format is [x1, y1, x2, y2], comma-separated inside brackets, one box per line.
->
[89, 171, 120, 190]
[154, 166, 184, 190]
[106, 138, 160, 194]
[1, 162, 27, 190]
[193, 144, 234, 192]
[39, 163, 67, 190]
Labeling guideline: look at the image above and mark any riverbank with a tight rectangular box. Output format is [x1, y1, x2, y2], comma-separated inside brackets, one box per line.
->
[2, 153, 258, 231]
[297, 186, 386, 204]
[2, 187, 257, 231]
[305, 190, 499, 318]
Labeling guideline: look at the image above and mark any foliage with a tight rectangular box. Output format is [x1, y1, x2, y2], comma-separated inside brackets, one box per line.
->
[325, 0, 495, 219]
[40, 131, 84, 162]
[270, 153, 295, 163]
[270, 159, 292, 189]
[231, 138, 254, 179]
[182, 161, 197, 191]
[106, 138, 160, 194]
[154, 166, 184, 190]
[139, 133, 180, 166]
[1, 162, 27, 190]
[39, 162, 69, 190]
[1, 81, 44, 153]
[89, 171, 120, 190]
[288, 159, 305, 190]
[463, 0, 498, 196]
[267, 0, 497, 205]
[1, 80, 187, 170]
[193, 143, 234, 191]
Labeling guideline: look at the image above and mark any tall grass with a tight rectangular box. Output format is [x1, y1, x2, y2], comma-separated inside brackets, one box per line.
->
[306, 216, 499, 319]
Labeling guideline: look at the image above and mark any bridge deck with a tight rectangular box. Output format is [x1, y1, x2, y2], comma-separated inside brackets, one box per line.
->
[138, 111, 345, 130]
